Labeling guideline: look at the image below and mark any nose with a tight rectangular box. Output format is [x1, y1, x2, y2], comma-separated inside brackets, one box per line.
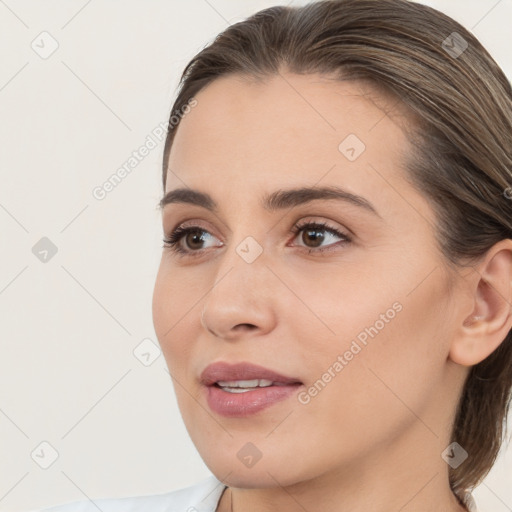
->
[199, 243, 277, 341]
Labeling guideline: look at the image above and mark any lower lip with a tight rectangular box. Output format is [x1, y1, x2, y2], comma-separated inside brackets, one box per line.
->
[204, 383, 302, 417]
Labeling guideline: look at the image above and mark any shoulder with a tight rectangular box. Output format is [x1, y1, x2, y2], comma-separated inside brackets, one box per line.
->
[28, 475, 226, 512]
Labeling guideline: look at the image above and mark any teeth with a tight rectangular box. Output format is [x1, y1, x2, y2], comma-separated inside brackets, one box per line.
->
[217, 379, 274, 389]
[220, 387, 253, 393]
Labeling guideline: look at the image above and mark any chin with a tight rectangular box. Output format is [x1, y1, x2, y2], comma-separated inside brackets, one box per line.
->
[197, 442, 313, 489]
[210, 464, 301, 489]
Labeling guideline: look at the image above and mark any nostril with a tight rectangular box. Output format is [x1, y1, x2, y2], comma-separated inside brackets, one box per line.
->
[234, 323, 257, 331]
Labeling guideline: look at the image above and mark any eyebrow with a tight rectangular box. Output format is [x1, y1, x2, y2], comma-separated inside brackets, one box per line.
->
[159, 185, 380, 217]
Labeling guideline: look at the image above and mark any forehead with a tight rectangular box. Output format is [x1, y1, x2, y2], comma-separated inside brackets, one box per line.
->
[165, 72, 413, 213]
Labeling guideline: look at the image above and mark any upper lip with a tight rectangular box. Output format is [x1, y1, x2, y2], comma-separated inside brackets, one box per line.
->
[200, 362, 302, 386]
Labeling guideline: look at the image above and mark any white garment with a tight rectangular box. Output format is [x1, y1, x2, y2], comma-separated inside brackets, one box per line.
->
[28, 475, 478, 512]
[28, 475, 226, 512]
[461, 491, 478, 512]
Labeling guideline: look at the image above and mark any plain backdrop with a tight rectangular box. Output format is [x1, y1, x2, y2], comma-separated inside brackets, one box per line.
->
[0, 1, 511, 511]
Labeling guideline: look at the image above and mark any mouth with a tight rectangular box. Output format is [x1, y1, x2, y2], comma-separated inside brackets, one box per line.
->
[200, 361, 302, 386]
[200, 361, 303, 417]
[213, 378, 295, 393]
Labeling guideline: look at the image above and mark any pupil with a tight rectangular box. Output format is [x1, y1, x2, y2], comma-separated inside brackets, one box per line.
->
[187, 231, 204, 249]
[304, 228, 324, 248]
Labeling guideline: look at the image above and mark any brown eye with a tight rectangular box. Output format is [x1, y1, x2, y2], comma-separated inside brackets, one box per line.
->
[301, 227, 326, 248]
[184, 229, 208, 250]
[162, 226, 221, 256]
[291, 221, 351, 253]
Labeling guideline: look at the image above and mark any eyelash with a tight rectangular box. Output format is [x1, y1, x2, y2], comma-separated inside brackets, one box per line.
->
[162, 220, 352, 258]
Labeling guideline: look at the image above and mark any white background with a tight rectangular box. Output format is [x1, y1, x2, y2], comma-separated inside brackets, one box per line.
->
[0, 1, 511, 511]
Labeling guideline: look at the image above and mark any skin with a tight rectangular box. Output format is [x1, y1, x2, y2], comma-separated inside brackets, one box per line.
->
[152, 71, 512, 512]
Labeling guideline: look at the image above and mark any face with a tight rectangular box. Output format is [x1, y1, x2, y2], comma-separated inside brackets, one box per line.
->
[152, 72, 465, 489]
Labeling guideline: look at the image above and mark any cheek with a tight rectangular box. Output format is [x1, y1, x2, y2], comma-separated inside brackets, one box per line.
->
[279, 257, 402, 358]
[152, 263, 199, 374]
[153, 285, 198, 421]
[290, 260, 451, 432]
[292, 307, 445, 459]
[153, 261, 197, 337]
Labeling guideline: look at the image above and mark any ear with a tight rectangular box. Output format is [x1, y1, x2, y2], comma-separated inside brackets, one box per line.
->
[449, 239, 512, 367]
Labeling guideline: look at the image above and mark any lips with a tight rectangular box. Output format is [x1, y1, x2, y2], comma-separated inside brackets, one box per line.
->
[200, 361, 302, 387]
[200, 361, 303, 417]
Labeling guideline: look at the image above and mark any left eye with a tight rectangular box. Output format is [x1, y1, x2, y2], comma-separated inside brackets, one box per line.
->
[162, 221, 351, 256]
[289, 221, 351, 253]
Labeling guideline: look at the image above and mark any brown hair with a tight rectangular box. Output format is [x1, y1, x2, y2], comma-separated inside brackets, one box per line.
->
[161, 0, 512, 498]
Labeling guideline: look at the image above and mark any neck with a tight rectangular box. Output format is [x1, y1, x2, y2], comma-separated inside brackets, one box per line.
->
[216, 427, 468, 512]
[219, 470, 467, 512]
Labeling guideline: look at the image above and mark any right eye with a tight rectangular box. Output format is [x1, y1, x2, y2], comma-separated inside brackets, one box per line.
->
[162, 225, 222, 256]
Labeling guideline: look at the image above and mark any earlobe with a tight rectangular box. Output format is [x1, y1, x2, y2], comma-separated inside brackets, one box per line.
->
[449, 240, 512, 367]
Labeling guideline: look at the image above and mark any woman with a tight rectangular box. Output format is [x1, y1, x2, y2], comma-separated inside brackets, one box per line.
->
[33, 0, 512, 510]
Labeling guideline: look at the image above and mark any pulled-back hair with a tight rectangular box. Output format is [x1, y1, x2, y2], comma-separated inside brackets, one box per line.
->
[162, 0, 512, 497]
